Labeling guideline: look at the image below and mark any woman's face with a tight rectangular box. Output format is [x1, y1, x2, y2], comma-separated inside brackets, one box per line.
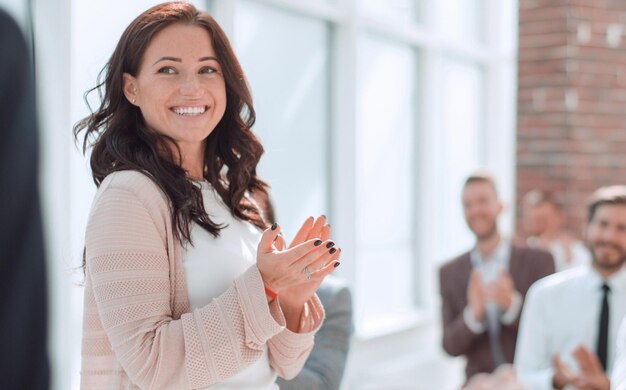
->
[123, 23, 227, 154]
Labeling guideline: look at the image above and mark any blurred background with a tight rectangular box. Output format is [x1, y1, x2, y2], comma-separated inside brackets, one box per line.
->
[2, 0, 625, 389]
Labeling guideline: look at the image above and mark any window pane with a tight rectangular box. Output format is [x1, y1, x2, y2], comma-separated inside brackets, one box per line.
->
[355, 34, 416, 332]
[360, 0, 418, 24]
[436, 0, 485, 44]
[234, 1, 330, 239]
[435, 58, 485, 262]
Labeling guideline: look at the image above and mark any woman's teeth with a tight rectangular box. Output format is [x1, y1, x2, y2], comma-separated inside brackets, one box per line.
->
[172, 106, 207, 116]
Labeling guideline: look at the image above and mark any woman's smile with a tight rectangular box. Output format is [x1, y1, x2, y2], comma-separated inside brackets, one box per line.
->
[170, 105, 208, 116]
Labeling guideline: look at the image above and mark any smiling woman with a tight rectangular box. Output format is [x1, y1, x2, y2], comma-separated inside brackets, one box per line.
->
[73, 2, 340, 389]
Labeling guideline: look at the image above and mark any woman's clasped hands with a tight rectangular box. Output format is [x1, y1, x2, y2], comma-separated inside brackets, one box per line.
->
[256, 215, 340, 309]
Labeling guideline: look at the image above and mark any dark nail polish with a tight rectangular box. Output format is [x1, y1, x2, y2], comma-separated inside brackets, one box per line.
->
[314, 240, 322, 246]
[326, 242, 335, 248]
[329, 248, 337, 254]
[271, 223, 277, 231]
[334, 262, 340, 268]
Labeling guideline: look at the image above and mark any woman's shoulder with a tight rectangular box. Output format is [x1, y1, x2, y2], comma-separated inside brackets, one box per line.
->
[102, 169, 154, 188]
[88, 170, 173, 238]
[97, 170, 169, 209]
[100, 170, 160, 195]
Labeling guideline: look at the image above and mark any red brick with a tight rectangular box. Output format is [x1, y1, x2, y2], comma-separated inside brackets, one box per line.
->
[517, 0, 626, 239]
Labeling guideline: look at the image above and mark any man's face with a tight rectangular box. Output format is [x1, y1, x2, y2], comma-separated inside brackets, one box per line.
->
[462, 181, 502, 240]
[586, 204, 626, 272]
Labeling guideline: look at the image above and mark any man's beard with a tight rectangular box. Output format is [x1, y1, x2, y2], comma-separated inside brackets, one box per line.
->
[473, 221, 498, 242]
[589, 240, 626, 272]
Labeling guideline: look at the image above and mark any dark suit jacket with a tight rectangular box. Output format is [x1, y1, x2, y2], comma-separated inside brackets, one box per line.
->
[0, 8, 50, 390]
[439, 243, 554, 380]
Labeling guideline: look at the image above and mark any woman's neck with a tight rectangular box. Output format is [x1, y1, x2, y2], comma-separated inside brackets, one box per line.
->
[177, 142, 206, 181]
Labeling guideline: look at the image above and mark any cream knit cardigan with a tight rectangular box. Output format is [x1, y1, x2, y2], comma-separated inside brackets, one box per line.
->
[80, 171, 324, 389]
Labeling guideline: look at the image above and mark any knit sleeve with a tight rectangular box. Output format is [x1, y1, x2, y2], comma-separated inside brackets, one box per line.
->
[267, 295, 325, 379]
[85, 184, 286, 389]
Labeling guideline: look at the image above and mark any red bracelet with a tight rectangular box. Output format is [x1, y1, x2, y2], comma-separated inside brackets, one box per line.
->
[264, 286, 278, 300]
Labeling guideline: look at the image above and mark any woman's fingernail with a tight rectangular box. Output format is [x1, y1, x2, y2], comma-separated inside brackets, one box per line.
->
[329, 248, 337, 254]
[334, 262, 341, 268]
[314, 239, 323, 246]
[326, 242, 335, 248]
[271, 223, 277, 231]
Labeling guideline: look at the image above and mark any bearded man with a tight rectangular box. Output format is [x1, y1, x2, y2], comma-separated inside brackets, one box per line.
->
[515, 185, 626, 390]
[439, 171, 554, 381]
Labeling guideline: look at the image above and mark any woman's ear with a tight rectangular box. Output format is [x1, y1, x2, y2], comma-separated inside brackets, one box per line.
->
[122, 73, 138, 105]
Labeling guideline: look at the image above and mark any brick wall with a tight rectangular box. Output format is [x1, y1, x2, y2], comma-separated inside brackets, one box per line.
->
[516, 0, 626, 237]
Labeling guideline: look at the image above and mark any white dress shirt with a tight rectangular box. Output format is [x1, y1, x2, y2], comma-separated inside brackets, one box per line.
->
[183, 181, 277, 390]
[515, 265, 626, 390]
[613, 316, 626, 390]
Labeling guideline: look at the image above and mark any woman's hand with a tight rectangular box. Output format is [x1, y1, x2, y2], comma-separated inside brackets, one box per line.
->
[256, 221, 339, 296]
[256, 216, 341, 332]
[280, 215, 331, 250]
[275, 216, 340, 306]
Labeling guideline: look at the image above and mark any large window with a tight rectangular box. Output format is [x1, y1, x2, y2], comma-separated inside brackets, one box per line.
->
[212, 0, 516, 332]
[211, 1, 517, 388]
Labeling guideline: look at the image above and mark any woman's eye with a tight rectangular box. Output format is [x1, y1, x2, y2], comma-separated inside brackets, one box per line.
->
[200, 66, 217, 74]
[157, 66, 176, 74]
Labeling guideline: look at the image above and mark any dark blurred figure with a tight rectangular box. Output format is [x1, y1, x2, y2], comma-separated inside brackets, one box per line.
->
[0, 8, 50, 390]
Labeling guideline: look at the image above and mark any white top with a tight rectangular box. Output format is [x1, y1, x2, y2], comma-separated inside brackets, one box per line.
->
[463, 239, 523, 334]
[548, 239, 591, 272]
[613, 316, 626, 390]
[183, 181, 277, 390]
[528, 237, 591, 272]
[514, 265, 626, 390]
